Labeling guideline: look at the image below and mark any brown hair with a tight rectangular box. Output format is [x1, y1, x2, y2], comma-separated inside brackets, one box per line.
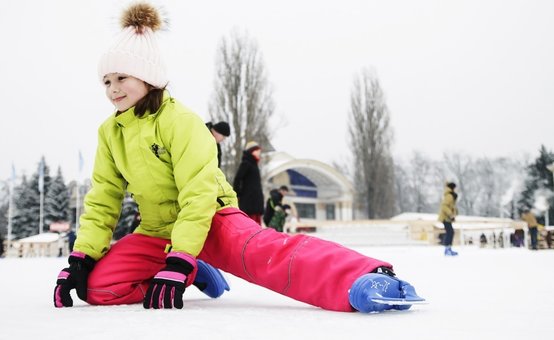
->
[134, 86, 166, 117]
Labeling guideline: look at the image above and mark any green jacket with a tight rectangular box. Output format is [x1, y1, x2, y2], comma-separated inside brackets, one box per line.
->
[438, 186, 457, 222]
[268, 206, 286, 232]
[74, 93, 237, 260]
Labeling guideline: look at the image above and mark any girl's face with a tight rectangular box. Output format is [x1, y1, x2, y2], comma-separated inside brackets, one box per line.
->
[103, 73, 149, 112]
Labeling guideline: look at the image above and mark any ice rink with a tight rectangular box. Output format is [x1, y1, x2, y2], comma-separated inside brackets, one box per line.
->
[1, 236, 553, 340]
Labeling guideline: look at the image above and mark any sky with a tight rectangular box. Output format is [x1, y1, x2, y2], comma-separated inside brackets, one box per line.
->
[1, 0, 554, 182]
[1, 228, 553, 339]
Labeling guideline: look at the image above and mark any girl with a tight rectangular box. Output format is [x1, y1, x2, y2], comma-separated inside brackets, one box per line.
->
[53, 2, 423, 313]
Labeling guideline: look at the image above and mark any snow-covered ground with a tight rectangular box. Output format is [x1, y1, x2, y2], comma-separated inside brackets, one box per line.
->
[1, 234, 553, 340]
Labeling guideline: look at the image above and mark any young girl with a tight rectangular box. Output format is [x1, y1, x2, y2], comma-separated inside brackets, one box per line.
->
[53, 2, 423, 313]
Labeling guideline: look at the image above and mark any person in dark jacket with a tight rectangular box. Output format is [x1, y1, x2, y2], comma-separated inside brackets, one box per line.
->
[263, 185, 289, 227]
[0, 231, 5, 257]
[67, 229, 77, 253]
[233, 141, 264, 224]
[205, 121, 230, 168]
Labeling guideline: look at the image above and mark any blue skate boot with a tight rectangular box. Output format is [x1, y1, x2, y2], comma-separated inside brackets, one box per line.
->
[348, 267, 425, 313]
[444, 246, 458, 256]
[193, 260, 230, 298]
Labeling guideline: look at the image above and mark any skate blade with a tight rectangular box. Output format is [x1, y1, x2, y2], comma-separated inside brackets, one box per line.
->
[371, 298, 427, 305]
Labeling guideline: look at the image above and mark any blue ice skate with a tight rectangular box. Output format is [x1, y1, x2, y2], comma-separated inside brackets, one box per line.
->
[444, 246, 458, 256]
[193, 260, 230, 298]
[348, 272, 425, 313]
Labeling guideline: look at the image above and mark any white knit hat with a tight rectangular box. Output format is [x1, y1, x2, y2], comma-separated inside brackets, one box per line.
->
[98, 3, 168, 88]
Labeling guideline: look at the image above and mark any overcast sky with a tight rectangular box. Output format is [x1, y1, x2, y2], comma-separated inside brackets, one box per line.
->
[1, 0, 553, 182]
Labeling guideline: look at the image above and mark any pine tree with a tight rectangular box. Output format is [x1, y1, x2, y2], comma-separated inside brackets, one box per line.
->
[12, 158, 53, 238]
[45, 167, 70, 225]
[113, 193, 140, 240]
[0, 182, 8, 238]
[518, 145, 554, 224]
[12, 175, 39, 239]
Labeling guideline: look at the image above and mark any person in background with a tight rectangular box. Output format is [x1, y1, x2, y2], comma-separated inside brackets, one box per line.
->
[521, 208, 538, 250]
[0, 231, 5, 257]
[67, 229, 76, 253]
[438, 182, 459, 256]
[205, 121, 230, 168]
[233, 141, 264, 225]
[479, 233, 487, 248]
[267, 204, 291, 232]
[263, 185, 289, 227]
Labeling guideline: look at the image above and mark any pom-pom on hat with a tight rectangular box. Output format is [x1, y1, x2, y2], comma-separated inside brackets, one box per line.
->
[212, 122, 230, 137]
[98, 2, 168, 88]
[245, 141, 261, 152]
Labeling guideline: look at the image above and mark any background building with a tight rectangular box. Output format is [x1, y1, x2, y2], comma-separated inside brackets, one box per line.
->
[263, 152, 353, 222]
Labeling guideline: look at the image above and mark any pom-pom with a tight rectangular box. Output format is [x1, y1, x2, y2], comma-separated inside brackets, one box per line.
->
[120, 2, 163, 32]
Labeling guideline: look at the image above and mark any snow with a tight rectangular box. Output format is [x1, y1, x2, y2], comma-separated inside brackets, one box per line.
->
[1, 235, 553, 340]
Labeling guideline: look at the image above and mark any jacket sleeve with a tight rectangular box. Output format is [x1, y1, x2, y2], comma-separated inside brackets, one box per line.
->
[74, 125, 126, 260]
[160, 109, 219, 257]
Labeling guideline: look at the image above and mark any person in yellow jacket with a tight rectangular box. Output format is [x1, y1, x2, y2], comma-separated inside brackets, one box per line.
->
[438, 182, 459, 256]
[53, 2, 424, 313]
[521, 209, 538, 250]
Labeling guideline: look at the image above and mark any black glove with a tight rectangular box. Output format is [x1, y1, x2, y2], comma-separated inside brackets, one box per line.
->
[143, 252, 196, 309]
[54, 251, 96, 307]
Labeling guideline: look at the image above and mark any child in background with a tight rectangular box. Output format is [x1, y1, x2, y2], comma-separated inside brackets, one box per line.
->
[267, 204, 291, 232]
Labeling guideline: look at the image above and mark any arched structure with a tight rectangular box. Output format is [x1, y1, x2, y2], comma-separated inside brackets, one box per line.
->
[262, 152, 354, 221]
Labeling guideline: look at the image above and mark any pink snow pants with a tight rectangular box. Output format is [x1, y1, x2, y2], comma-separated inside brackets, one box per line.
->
[87, 208, 392, 312]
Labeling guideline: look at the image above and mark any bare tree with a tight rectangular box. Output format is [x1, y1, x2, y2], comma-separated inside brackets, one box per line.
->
[473, 158, 497, 216]
[441, 153, 506, 216]
[348, 69, 395, 219]
[408, 151, 434, 212]
[394, 149, 528, 218]
[209, 29, 275, 178]
[395, 151, 436, 214]
[394, 162, 411, 214]
[442, 152, 479, 215]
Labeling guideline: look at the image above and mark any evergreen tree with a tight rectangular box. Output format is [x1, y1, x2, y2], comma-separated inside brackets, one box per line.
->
[113, 193, 140, 240]
[0, 182, 8, 238]
[12, 158, 53, 238]
[44, 167, 70, 225]
[518, 145, 554, 224]
[12, 175, 39, 239]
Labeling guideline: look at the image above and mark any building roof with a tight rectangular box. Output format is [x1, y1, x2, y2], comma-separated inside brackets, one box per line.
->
[263, 152, 353, 200]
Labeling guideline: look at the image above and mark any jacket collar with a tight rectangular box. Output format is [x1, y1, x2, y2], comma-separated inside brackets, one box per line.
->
[114, 91, 171, 128]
